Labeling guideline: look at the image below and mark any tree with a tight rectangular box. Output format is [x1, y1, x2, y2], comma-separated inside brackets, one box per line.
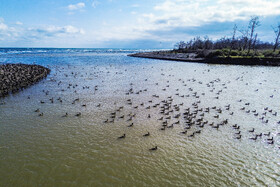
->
[272, 23, 280, 52]
[239, 28, 249, 51]
[247, 16, 260, 55]
[174, 41, 187, 50]
[252, 33, 258, 55]
[229, 24, 237, 56]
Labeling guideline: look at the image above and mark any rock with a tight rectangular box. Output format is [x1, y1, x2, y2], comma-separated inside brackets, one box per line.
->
[0, 63, 50, 97]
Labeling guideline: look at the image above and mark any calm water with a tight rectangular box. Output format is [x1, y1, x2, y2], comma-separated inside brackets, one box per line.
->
[0, 48, 279, 186]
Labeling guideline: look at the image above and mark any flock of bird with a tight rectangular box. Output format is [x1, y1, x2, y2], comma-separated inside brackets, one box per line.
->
[21, 63, 279, 151]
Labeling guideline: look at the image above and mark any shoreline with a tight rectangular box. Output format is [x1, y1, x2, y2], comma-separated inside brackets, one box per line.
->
[128, 51, 280, 66]
[0, 63, 50, 97]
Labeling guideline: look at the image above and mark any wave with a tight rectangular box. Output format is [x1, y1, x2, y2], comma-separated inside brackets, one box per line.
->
[0, 48, 160, 56]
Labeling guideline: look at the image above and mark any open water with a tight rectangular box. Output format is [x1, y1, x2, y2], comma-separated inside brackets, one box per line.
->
[0, 48, 279, 186]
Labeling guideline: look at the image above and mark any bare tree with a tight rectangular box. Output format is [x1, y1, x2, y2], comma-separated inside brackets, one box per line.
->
[252, 33, 258, 55]
[239, 29, 249, 51]
[247, 16, 260, 55]
[229, 24, 237, 56]
[272, 23, 280, 52]
[175, 41, 187, 50]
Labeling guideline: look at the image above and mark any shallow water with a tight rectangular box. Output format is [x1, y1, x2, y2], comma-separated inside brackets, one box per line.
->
[0, 49, 279, 186]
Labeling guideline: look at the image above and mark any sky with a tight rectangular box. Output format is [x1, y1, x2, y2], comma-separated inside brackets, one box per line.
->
[0, 0, 280, 48]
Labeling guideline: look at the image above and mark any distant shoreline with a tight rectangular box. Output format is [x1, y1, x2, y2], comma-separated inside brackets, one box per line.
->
[0, 64, 50, 97]
[128, 51, 280, 66]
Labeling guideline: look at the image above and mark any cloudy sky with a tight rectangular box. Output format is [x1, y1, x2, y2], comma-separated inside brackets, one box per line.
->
[1, 0, 280, 48]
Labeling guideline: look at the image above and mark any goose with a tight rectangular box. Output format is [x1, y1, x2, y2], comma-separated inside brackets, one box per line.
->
[248, 128, 255, 133]
[62, 113, 68, 117]
[267, 137, 273, 141]
[264, 132, 270, 136]
[143, 132, 150, 137]
[118, 134, 126, 139]
[149, 146, 157, 151]
[235, 135, 242, 139]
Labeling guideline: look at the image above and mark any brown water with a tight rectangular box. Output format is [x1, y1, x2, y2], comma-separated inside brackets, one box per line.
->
[0, 50, 279, 186]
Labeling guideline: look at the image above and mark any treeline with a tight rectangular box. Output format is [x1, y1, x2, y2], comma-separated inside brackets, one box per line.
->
[174, 16, 280, 57]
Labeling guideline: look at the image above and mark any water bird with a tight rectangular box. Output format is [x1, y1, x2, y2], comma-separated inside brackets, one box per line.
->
[248, 128, 255, 133]
[249, 136, 257, 140]
[143, 132, 150, 137]
[128, 123, 134, 127]
[267, 140, 274, 144]
[235, 135, 242, 139]
[264, 132, 270, 136]
[118, 134, 126, 139]
[149, 146, 157, 151]
[62, 113, 68, 117]
[267, 137, 273, 141]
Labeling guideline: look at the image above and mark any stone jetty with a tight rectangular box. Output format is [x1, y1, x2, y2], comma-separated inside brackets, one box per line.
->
[0, 63, 50, 97]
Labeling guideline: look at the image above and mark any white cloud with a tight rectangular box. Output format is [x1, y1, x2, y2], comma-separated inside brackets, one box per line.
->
[151, 0, 280, 28]
[0, 19, 21, 41]
[29, 25, 85, 37]
[68, 2, 85, 10]
[0, 22, 8, 31]
[92, 0, 99, 8]
[15, 21, 23, 25]
[131, 4, 139, 8]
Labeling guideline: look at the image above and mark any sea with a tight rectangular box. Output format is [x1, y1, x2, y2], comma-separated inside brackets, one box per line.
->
[0, 48, 279, 186]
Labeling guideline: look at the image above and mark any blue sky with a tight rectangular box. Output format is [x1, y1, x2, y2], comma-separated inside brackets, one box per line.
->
[1, 0, 280, 48]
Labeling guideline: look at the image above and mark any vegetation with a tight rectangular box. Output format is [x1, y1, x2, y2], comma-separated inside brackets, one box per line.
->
[174, 16, 280, 59]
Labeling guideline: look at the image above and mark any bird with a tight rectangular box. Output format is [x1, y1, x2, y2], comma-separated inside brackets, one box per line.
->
[248, 128, 255, 133]
[128, 123, 134, 127]
[118, 134, 126, 139]
[149, 146, 157, 151]
[235, 135, 242, 139]
[264, 132, 270, 136]
[62, 113, 68, 117]
[143, 132, 150, 137]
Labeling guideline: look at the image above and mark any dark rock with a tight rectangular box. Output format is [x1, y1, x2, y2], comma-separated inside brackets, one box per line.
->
[0, 63, 50, 97]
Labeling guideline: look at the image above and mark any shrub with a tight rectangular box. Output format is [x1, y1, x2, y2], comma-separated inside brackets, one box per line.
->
[206, 50, 224, 58]
[230, 50, 239, 56]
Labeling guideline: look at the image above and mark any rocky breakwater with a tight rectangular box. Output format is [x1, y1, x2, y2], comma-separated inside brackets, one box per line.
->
[0, 64, 50, 97]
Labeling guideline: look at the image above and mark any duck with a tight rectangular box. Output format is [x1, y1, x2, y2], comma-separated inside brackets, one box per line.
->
[118, 134, 126, 139]
[143, 132, 150, 137]
[62, 113, 68, 117]
[128, 123, 134, 127]
[248, 128, 255, 133]
[149, 146, 157, 151]
[267, 137, 273, 141]
[180, 130, 187, 134]
[267, 140, 274, 144]
[264, 132, 270, 136]
[249, 136, 257, 140]
[235, 135, 242, 139]
[188, 133, 195, 137]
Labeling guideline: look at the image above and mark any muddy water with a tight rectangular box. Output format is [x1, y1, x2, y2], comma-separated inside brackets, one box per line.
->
[0, 49, 279, 186]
